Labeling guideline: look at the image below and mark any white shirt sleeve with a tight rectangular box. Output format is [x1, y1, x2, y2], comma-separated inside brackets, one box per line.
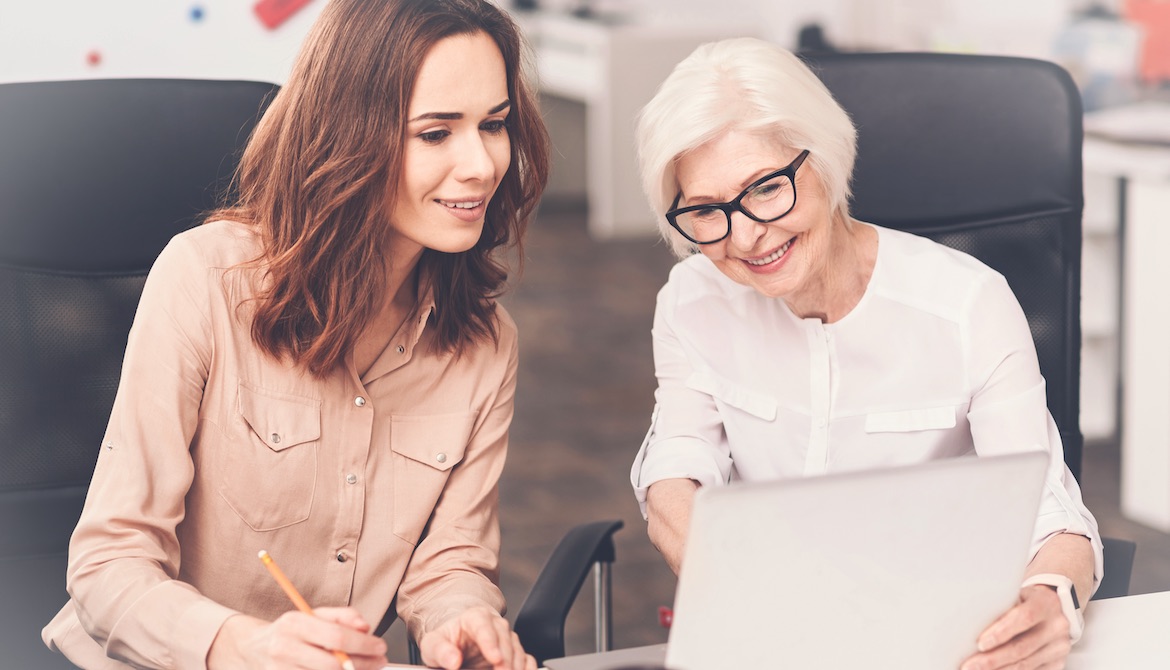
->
[964, 272, 1104, 591]
[630, 279, 733, 518]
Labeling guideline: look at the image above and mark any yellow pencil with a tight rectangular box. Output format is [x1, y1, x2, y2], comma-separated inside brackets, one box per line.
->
[258, 550, 356, 670]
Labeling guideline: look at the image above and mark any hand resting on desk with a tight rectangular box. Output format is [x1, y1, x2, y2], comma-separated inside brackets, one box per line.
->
[418, 605, 536, 670]
[961, 533, 1095, 670]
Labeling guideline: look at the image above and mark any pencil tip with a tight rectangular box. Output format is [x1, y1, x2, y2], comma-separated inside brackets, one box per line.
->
[258, 549, 268, 559]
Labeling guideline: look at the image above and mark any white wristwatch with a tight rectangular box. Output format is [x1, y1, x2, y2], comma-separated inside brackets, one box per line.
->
[1022, 573, 1084, 643]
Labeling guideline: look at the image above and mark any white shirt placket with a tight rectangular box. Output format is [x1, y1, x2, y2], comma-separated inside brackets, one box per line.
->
[803, 319, 832, 476]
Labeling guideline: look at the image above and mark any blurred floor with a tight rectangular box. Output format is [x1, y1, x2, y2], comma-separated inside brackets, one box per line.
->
[390, 201, 1170, 662]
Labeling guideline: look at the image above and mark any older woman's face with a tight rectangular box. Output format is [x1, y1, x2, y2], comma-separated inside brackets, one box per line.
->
[674, 129, 834, 301]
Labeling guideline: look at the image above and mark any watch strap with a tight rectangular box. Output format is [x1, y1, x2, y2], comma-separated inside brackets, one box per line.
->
[1022, 573, 1084, 643]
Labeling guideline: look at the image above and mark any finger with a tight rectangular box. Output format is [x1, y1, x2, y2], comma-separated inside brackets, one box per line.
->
[510, 632, 533, 670]
[313, 607, 373, 633]
[977, 599, 1044, 653]
[464, 610, 505, 666]
[961, 626, 1068, 670]
[420, 634, 463, 670]
[286, 611, 388, 658]
[267, 620, 347, 670]
[488, 615, 514, 669]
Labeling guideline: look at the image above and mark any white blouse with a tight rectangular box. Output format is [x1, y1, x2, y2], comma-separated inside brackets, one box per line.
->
[631, 224, 1103, 585]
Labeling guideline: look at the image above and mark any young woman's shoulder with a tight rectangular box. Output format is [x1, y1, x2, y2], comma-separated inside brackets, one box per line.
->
[490, 301, 519, 354]
[166, 219, 264, 270]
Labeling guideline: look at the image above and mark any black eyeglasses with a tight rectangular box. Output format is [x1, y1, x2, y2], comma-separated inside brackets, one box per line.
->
[665, 149, 810, 245]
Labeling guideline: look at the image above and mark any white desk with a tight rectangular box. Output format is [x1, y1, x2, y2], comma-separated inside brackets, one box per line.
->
[1068, 590, 1170, 668]
[1083, 119, 1170, 532]
[510, 11, 758, 239]
[520, 591, 1170, 670]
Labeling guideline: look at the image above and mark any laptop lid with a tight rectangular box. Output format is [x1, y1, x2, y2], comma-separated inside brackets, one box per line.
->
[665, 451, 1049, 670]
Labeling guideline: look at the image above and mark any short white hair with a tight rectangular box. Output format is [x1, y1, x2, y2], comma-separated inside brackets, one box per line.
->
[636, 38, 857, 258]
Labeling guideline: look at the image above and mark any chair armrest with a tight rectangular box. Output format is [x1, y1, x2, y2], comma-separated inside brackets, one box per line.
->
[513, 519, 624, 665]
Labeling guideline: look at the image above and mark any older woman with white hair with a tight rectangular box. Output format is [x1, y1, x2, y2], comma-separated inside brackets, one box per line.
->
[629, 38, 1102, 670]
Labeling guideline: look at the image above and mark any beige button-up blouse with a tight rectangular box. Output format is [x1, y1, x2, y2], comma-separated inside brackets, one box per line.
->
[43, 220, 517, 669]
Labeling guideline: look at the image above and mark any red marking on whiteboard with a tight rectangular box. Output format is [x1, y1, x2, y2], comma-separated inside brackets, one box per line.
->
[86, 50, 103, 67]
[254, 0, 315, 30]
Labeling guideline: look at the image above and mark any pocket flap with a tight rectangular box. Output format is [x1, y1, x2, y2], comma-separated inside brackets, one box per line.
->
[238, 383, 321, 451]
[390, 412, 475, 472]
[685, 371, 777, 421]
[864, 406, 956, 433]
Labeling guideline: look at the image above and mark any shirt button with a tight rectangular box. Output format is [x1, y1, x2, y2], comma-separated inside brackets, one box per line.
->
[396, 344, 405, 354]
[336, 552, 347, 563]
[346, 473, 357, 485]
[354, 396, 366, 407]
[436, 453, 447, 464]
[270, 433, 281, 444]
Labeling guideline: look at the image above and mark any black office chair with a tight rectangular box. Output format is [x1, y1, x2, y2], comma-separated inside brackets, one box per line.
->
[0, 77, 621, 669]
[802, 52, 1134, 600]
[0, 78, 278, 669]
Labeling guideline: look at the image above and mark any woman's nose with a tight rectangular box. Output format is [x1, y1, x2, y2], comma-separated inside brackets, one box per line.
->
[454, 134, 495, 183]
[726, 209, 766, 251]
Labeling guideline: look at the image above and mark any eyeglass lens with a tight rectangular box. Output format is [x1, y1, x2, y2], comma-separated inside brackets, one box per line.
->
[675, 173, 796, 243]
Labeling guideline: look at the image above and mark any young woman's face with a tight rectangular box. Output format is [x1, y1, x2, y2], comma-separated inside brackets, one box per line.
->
[389, 31, 511, 258]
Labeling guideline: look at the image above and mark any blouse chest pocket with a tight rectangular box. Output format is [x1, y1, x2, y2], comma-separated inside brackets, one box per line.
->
[864, 405, 956, 433]
[686, 371, 778, 421]
[389, 412, 474, 544]
[215, 383, 321, 531]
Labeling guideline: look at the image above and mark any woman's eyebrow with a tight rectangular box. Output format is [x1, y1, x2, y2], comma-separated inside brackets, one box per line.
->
[683, 168, 780, 205]
[409, 99, 511, 123]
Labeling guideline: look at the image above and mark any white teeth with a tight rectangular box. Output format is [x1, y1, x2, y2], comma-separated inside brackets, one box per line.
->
[439, 200, 482, 209]
[746, 238, 794, 266]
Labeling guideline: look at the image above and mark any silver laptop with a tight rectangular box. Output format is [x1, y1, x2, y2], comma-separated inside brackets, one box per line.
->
[547, 451, 1048, 670]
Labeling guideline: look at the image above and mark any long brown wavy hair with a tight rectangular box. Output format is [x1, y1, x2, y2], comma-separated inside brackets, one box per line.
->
[209, 0, 549, 376]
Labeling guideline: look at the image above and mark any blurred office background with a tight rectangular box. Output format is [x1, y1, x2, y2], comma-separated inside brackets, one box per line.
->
[3, 0, 1170, 662]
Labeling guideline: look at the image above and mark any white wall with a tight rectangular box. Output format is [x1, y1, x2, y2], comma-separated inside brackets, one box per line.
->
[0, 0, 1086, 87]
[0, 0, 329, 85]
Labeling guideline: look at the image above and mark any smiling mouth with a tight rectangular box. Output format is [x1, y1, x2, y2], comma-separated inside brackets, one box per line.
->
[437, 199, 484, 210]
[745, 237, 795, 266]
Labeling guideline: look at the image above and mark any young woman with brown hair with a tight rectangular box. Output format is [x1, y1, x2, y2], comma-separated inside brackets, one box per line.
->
[42, 1, 548, 668]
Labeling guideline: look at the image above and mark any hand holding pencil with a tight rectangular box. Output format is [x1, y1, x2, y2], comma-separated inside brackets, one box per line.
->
[207, 550, 388, 669]
[259, 550, 359, 670]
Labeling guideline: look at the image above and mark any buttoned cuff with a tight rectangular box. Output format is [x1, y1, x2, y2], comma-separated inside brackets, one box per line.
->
[103, 581, 237, 670]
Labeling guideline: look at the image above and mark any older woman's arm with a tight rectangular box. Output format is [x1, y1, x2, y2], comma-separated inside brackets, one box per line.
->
[961, 272, 1101, 670]
[632, 269, 736, 572]
[1023, 533, 1095, 621]
[960, 533, 1094, 670]
[646, 478, 700, 575]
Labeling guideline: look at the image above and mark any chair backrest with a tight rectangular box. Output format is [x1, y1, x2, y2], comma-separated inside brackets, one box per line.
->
[0, 78, 277, 668]
[804, 52, 1085, 480]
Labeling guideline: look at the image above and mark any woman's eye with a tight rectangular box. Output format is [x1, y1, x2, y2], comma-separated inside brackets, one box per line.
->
[419, 129, 450, 143]
[481, 119, 507, 134]
[751, 182, 781, 199]
[692, 207, 722, 221]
